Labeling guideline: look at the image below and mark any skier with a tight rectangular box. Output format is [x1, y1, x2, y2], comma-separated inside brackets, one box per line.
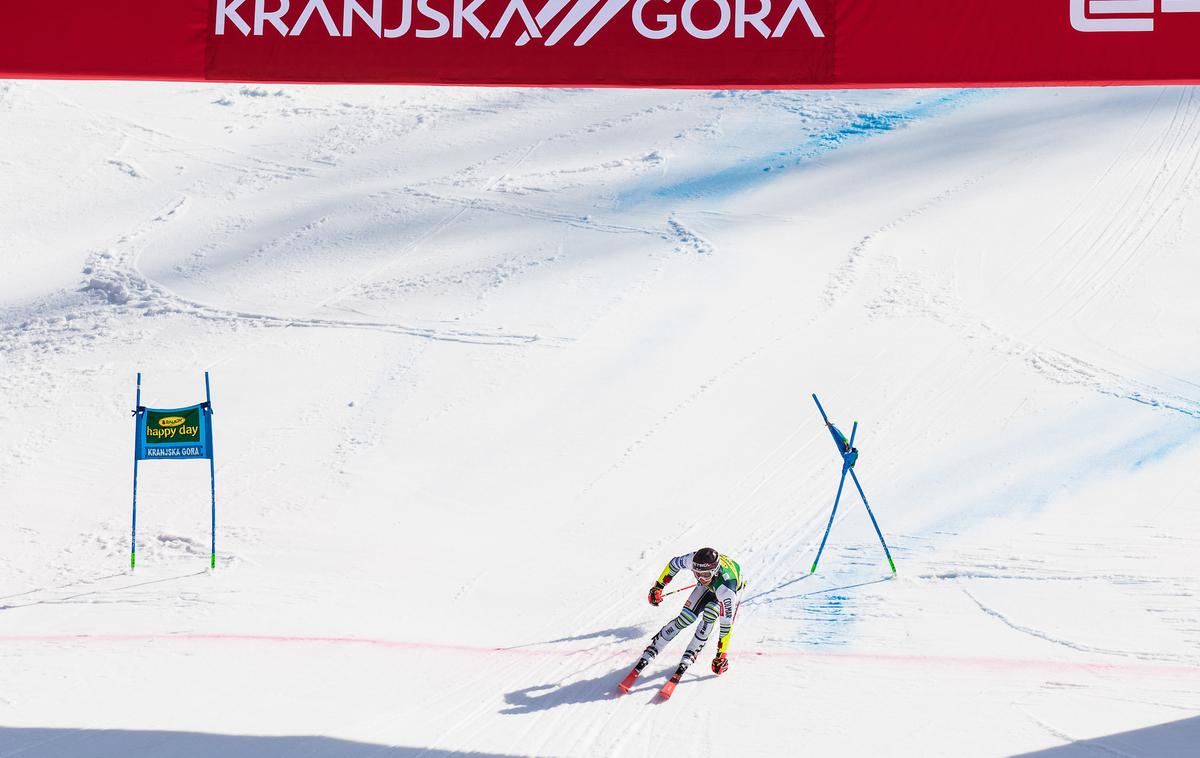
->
[619, 547, 745, 697]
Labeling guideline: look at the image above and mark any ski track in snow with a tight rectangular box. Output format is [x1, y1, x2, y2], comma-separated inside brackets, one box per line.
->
[67, 200, 558, 348]
[3, 88, 956, 374]
[820, 176, 984, 310]
[817, 187, 1200, 423]
[393, 187, 663, 238]
[1021, 712, 1140, 758]
[960, 585, 1198, 666]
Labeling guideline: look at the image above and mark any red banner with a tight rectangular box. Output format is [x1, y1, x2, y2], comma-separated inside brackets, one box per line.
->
[2, 0, 1199, 87]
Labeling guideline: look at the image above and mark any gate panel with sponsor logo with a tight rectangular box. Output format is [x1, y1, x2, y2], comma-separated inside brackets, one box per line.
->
[137, 405, 212, 461]
[0, 0, 1198, 87]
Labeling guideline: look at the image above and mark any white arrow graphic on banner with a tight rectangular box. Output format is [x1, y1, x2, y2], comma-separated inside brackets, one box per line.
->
[574, 0, 634, 45]
[516, 0, 572, 44]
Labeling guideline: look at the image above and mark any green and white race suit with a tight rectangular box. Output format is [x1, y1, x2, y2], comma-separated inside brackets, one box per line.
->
[645, 551, 745, 665]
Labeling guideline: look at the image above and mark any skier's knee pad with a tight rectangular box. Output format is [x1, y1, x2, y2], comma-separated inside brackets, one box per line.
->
[693, 606, 718, 640]
[674, 607, 698, 628]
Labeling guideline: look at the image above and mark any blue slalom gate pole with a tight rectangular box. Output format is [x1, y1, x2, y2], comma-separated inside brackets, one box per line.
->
[811, 465, 848, 574]
[809, 394, 896, 575]
[205, 371, 216, 571]
[810, 419, 856, 574]
[131, 373, 142, 572]
[812, 392, 831, 425]
[849, 468, 896, 574]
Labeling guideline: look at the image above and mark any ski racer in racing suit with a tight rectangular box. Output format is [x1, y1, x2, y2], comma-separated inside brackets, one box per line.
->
[640, 547, 744, 676]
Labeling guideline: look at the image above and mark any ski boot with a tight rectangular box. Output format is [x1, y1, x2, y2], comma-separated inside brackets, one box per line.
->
[617, 655, 651, 693]
[657, 650, 697, 700]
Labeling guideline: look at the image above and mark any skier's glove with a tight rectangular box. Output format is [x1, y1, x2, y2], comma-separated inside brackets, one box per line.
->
[648, 583, 664, 606]
[711, 653, 729, 675]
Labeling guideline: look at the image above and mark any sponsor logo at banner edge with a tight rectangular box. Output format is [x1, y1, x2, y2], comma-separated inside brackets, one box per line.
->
[158, 416, 186, 428]
[1071, 0, 1200, 32]
[215, 0, 826, 45]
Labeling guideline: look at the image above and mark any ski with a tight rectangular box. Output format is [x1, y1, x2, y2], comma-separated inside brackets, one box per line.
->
[618, 657, 650, 694]
[617, 667, 640, 693]
[657, 667, 685, 700]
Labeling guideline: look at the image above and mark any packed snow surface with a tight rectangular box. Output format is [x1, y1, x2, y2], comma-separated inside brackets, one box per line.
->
[2, 80, 1199, 757]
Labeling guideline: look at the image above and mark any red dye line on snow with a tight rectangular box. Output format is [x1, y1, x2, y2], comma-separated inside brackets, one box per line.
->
[0, 633, 559, 658]
[2, 633, 1195, 678]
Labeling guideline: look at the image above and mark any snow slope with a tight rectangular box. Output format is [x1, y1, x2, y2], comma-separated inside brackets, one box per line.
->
[1, 80, 1198, 757]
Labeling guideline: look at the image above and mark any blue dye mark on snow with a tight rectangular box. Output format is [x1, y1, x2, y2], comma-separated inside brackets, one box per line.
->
[745, 562, 894, 650]
[618, 89, 983, 208]
[1130, 431, 1189, 470]
[805, 593, 849, 645]
[908, 407, 1200, 537]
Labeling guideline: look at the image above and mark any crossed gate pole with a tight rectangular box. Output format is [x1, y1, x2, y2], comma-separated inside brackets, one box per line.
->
[809, 393, 896, 576]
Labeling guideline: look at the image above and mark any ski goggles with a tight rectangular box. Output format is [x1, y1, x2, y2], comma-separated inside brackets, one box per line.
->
[692, 566, 718, 581]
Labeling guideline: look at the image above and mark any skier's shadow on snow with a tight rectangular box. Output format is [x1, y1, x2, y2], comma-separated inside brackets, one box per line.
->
[741, 574, 892, 607]
[501, 668, 718, 714]
[501, 667, 632, 714]
[498, 625, 644, 650]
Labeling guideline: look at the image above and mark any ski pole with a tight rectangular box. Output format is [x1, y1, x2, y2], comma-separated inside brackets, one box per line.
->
[662, 583, 697, 597]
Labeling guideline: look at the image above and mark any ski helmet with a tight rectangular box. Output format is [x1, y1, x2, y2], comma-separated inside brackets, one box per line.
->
[693, 547, 719, 573]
